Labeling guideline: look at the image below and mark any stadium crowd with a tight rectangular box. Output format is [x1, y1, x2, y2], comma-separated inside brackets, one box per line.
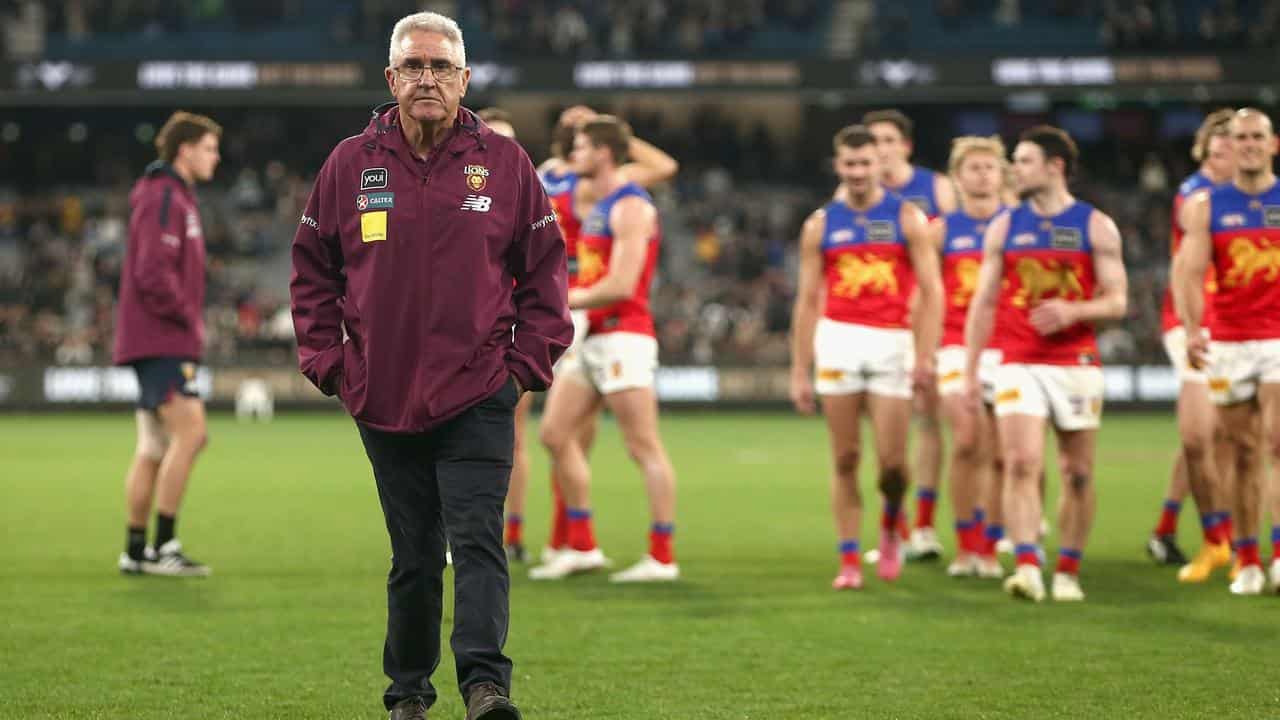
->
[0, 103, 1211, 368]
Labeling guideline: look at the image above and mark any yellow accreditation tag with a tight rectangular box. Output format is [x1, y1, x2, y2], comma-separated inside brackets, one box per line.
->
[361, 211, 387, 243]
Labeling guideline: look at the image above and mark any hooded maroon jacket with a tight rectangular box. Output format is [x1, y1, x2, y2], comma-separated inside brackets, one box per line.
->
[290, 105, 572, 433]
[113, 162, 207, 365]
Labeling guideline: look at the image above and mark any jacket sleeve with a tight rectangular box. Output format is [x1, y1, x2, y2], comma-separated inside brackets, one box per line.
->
[506, 149, 573, 393]
[131, 185, 189, 325]
[289, 155, 346, 396]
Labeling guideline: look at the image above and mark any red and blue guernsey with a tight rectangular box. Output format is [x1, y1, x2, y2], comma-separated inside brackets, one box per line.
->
[888, 165, 941, 219]
[821, 193, 913, 329]
[576, 182, 660, 336]
[940, 208, 1005, 346]
[994, 201, 1100, 366]
[540, 167, 584, 288]
[1208, 181, 1280, 341]
[1162, 171, 1221, 332]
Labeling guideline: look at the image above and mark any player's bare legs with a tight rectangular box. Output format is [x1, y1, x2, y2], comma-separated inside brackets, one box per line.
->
[605, 386, 679, 582]
[121, 410, 167, 574]
[869, 393, 913, 581]
[999, 413, 1048, 601]
[942, 392, 996, 576]
[1217, 399, 1266, 593]
[503, 393, 534, 562]
[1174, 381, 1231, 581]
[822, 392, 866, 589]
[1052, 428, 1096, 600]
[533, 377, 606, 579]
[1256, 383, 1280, 592]
[127, 395, 210, 577]
[909, 386, 944, 560]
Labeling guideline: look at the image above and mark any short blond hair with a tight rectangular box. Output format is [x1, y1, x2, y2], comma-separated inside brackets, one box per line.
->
[1192, 108, 1235, 162]
[948, 135, 1008, 176]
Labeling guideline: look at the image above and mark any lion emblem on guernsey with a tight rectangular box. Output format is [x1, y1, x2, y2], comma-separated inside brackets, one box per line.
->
[1011, 257, 1084, 308]
[952, 258, 981, 307]
[1223, 237, 1280, 288]
[577, 245, 606, 286]
[833, 254, 898, 298]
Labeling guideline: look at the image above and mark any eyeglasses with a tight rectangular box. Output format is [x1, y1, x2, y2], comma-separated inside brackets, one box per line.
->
[395, 59, 463, 83]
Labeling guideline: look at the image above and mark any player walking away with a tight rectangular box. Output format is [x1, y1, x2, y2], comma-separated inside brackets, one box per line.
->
[863, 109, 958, 561]
[1176, 108, 1280, 595]
[523, 107, 678, 568]
[533, 116, 679, 583]
[965, 126, 1129, 603]
[790, 124, 942, 590]
[113, 111, 221, 578]
[933, 136, 1009, 580]
[1145, 109, 1237, 575]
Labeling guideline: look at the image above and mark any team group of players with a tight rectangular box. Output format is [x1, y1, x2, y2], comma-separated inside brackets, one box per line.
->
[492, 103, 1280, 600]
[786, 106, 1280, 601]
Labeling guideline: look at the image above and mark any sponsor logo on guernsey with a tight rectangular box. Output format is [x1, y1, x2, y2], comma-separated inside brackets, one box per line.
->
[300, 214, 318, 229]
[1265, 206, 1280, 227]
[460, 195, 492, 213]
[1221, 213, 1247, 228]
[952, 235, 976, 250]
[828, 229, 854, 245]
[360, 167, 388, 190]
[1012, 232, 1037, 247]
[356, 192, 394, 211]
[464, 164, 490, 191]
[1051, 227, 1083, 250]
[866, 220, 896, 243]
[583, 212, 607, 235]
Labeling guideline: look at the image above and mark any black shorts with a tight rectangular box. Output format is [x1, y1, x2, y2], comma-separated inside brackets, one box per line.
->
[131, 357, 201, 411]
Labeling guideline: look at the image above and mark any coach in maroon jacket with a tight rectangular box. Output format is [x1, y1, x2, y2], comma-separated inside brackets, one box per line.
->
[113, 111, 221, 579]
[289, 11, 570, 720]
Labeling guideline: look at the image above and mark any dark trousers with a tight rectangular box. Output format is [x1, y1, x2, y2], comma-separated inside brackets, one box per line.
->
[356, 379, 519, 711]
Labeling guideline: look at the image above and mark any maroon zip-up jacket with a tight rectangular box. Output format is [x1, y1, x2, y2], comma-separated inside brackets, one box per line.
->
[113, 162, 207, 365]
[290, 105, 572, 433]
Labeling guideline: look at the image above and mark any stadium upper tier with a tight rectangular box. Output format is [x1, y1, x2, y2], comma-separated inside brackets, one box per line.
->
[13, 0, 1279, 62]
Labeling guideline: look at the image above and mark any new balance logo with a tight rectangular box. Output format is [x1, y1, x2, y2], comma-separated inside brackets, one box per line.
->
[461, 195, 492, 212]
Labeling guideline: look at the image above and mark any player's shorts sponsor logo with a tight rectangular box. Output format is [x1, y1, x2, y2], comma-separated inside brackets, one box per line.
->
[828, 229, 854, 245]
[938, 370, 963, 382]
[1209, 377, 1230, 392]
[1265, 206, 1280, 227]
[610, 360, 623, 379]
[817, 368, 846, 381]
[995, 388, 1021, 404]
[866, 220, 896, 243]
[360, 167, 388, 190]
[1222, 236, 1280, 288]
[464, 164, 490, 191]
[356, 192, 394, 211]
[1012, 232, 1037, 246]
[833, 253, 898, 298]
[1011, 257, 1085, 308]
[1050, 226, 1083, 250]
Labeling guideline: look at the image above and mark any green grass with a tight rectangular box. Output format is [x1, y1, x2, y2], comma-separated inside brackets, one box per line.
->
[1, 411, 1277, 719]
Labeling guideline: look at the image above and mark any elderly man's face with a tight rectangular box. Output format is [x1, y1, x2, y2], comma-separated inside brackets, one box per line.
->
[385, 30, 470, 125]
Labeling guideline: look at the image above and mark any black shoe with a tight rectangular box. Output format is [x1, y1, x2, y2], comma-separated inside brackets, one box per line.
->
[388, 696, 428, 720]
[142, 539, 212, 577]
[1147, 534, 1187, 565]
[505, 543, 527, 563]
[465, 682, 521, 720]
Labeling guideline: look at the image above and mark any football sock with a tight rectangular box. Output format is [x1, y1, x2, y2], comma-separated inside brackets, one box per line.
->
[1154, 499, 1180, 536]
[1056, 548, 1082, 575]
[649, 523, 675, 564]
[154, 512, 176, 549]
[914, 489, 936, 529]
[126, 526, 146, 561]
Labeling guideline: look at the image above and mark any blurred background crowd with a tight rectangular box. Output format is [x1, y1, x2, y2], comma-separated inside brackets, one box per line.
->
[1, 0, 1272, 369]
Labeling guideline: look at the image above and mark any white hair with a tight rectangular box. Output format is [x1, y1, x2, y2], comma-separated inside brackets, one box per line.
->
[388, 11, 466, 67]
